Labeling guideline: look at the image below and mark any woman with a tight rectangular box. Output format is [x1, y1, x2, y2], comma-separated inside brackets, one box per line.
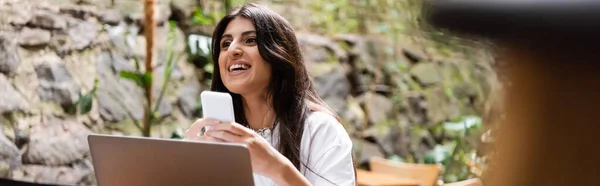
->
[184, 3, 356, 186]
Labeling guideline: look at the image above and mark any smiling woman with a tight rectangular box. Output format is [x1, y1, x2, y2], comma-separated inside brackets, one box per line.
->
[184, 3, 357, 186]
[217, 18, 271, 96]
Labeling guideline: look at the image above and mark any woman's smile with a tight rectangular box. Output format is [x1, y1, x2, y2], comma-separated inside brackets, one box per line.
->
[227, 61, 253, 76]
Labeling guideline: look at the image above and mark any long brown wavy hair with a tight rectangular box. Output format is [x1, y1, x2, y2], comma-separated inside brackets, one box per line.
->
[210, 3, 354, 184]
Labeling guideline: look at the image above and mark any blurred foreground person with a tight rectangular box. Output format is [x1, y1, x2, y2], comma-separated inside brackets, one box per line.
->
[425, 1, 600, 186]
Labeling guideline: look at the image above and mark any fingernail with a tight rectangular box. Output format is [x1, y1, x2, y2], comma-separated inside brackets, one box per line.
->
[210, 120, 220, 125]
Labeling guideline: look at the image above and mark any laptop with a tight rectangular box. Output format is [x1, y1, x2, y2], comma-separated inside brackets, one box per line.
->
[88, 134, 255, 186]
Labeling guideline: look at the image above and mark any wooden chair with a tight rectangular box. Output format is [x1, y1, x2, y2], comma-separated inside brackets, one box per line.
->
[443, 178, 483, 186]
[356, 169, 420, 186]
[369, 157, 442, 186]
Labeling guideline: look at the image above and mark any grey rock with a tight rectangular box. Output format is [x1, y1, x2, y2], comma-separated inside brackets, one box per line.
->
[95, 50, 144, 122]
[95, 50, 174, 122]
[48, 34, 70, 56]
[313, 67, 351, 114]
[35, 62, 80, 108]
[68, 21, 98, 50]
[351, 137, 385, 166]
[0, 35, 20, 75]
[99, 9, 122, 26]
[406, 93, 428, 125]
[297, 33, 348, 63]
[23, 116, 91, 166]
[18, 27, 51, 47]
[0, 74, 28, 113]
[59, 5, 98, 20]
[423, 87, 460, 125]
[402, 47, 425, 64]
[71, 157, 96, 185]
[0, 3, 32, 26]
[11, 164, 91, 185]
[96, 51, 141, 122]
[410, 62, 444, 86]
[335, 34, 384, 71]
[27, 12, 66, 30]
[0, 128, 21, 178]
[343, 98, 366, 130]
[359, 92, 394, 126]
[334, 34, 389, 93]
[177, 81, 202, 118]
[14, 129, 29, 149]
[106, 23, 138, 57]
[124, 4, 171, 27]
[405, 87, 460, 126]
[363, 120, 412, 158]
[110, 52, 135, 73]
[169, 0, 201, 18]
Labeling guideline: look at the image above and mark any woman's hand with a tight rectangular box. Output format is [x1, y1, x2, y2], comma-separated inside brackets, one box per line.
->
[184, 118, 310, 186]
[183, 118, 223, 142]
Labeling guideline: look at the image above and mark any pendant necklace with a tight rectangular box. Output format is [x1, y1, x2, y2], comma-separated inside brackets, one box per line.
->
[242, 117, 275, 139]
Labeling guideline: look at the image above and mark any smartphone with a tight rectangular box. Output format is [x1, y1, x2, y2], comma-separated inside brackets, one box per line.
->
[200, 91, 235, 132]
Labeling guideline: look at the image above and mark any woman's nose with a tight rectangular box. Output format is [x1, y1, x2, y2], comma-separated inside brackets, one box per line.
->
[231, 48, 243, 58]
[229, 44, 243, 59]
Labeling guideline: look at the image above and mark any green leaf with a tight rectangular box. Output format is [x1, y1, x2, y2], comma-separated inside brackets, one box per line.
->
[66, 104, 77, 115]
[210, 12, 225, 22]
[150, 111, 160, 124]
[119, 71, 144, 87]
[79, 92, 94, 114]
[142, 72, 153, 88]
[171, 130, 183, 139]
[424, 144, 452, 164]
[192, 9, 215, 25]
[388, 155, 405, 163]
[93, 78, 99, 88]
[443, 116, 482, 132]
[203, 63, 214, 74]
[168, 20, 177, 31]
[195, 101, 203, 110]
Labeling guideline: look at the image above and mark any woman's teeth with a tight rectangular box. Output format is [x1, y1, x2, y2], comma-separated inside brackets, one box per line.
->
[229, 64, 250, 72]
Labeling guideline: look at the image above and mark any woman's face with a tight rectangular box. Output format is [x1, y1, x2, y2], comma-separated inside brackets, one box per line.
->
[218, 17, 272, 96]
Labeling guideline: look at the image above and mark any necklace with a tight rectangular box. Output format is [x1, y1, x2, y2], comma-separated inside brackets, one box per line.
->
[241, 117, 275, 139]
[254, 127, 273, 139]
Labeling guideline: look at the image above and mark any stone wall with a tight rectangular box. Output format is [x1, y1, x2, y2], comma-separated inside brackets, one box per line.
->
[0, 0, 499, 185]
[0, 0, 195, 185]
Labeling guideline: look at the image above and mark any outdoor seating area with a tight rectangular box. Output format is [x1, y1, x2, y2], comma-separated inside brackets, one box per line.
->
[357, 157, 482, 186]
[5, 0, 599, 185]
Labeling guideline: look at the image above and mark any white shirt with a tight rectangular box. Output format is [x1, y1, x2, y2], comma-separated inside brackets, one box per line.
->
[253, 111, 356, 186]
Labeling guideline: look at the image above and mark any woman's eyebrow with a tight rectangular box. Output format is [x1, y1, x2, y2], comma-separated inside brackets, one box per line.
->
[241, 30, 256, 36]
[221, 30, 256, 39]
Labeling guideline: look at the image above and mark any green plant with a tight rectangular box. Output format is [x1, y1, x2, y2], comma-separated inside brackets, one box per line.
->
[68, 78, 99, 115]
[423, 115, 484, 183]
[192, 8, 221, 26]
[118, 20, 179, 137]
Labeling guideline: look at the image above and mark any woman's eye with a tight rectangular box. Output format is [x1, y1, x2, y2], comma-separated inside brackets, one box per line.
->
[246, 38, 256, 44]
[221, 41, 231, 48]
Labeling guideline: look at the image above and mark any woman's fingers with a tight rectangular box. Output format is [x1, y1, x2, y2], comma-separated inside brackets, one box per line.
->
[185, 119, 259, 144]
[184, 118, 220, 140]
[184, 133, 225, 142]
[207, 123, 250, 136]
[204, 130, 245, 143]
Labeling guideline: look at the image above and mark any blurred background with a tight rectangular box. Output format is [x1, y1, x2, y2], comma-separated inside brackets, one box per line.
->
[0, 0, 501, 185]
